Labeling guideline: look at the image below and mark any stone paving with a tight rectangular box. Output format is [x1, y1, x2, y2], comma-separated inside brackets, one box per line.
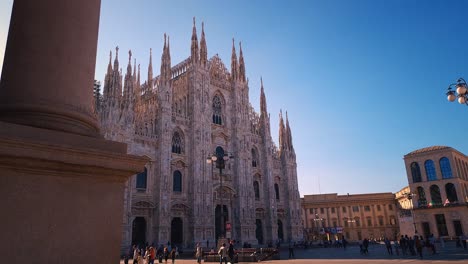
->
[120, 243, 468, 264]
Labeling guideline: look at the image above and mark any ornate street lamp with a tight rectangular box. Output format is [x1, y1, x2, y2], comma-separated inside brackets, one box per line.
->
[207, 147, 233, 239]
[406, 193, 418, 234]
[446, 78, 468, 105]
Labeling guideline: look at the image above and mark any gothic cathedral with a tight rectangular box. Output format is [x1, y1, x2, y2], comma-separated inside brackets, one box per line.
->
[96, 19, 302, 251]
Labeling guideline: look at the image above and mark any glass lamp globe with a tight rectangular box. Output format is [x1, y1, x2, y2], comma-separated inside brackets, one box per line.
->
[458, 96, 466, 104]
[447, 93, 456, 102]
[456, 85, 467, 95]
[211, 155, 217, 161]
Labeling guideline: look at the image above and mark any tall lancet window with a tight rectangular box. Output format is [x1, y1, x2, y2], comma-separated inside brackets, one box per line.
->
[172, 132, 183, 154]
[212, 95, 223, 125]
[251, 148, 258, 167]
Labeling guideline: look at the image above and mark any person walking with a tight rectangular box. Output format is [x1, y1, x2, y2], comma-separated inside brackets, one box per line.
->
[384, 237, 393, 255]
[228, 241, 235, 263]
[163, 247, 169, 263]
[415, 236, 423, 259]
[218, 243, 227, 264]
[170, 248, 176, 264]
[195, 243, 203, 264]
[288, 240, 295, 259]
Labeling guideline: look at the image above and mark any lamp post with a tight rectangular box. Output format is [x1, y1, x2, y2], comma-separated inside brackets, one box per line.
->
[446, 78, 468, 105]
[207, 148, 233, 239]
[406, 193, 418, 234]
[313, 214, 324, 241]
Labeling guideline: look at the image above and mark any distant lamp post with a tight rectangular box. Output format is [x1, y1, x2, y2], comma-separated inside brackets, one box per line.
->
[313, 214, 324, 240]
[446, 78, 468, 105]
[207, 147, 233, 239]
[406, 193, 418, 234]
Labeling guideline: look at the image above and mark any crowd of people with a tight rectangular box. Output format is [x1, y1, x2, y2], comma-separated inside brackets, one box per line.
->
[124, 243, 179, 264]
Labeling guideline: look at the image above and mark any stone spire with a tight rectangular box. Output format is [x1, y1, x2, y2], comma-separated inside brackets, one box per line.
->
[133, 58, 136, 80]
[191, 17, 199, 64]
[279, 110, 286, 151]
[137, 64, 141, 91]
[200, 22, 207, 66]
[148, 48, 153, 88]
[113, 46, 119, 71]
[239, 42, 246, 82]
[260, 77, 267, 116]
[160, 34, 172, 83]
[286, 111, 294, 151]
[107, 50, 113, 74]
[123, 50, 134, 101]
[231, 38, 238, 81]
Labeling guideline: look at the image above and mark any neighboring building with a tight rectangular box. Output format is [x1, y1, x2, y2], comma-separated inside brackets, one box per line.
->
[395, 186, 416, 236]
[96, 19, 302, 252]
[301, 193, 399, 242]
[403, 146, 468, 239]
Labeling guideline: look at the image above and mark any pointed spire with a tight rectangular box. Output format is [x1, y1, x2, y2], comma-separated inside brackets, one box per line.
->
[200, 21, 207, 66]
[133, 58, 136, 83]
[166, 35, 171, 80]
[239, 42, 246, 82]
[113, 46, 119, 70]
[260, 77, 267, 116]
[107, 50, 113, 74]
[161, 33, 171, 83]
[286, 111, 293, 150]
[126, 50, 132, 76]
[231, 38, 238, 81]
[191, 17, 199, 64]
[137, 64, 141, 89]
[279, 110, 286, 150]
[148, 48, 153, 88]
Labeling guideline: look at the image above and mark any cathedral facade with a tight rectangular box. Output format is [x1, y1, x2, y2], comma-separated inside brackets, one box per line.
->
[96, 19, 302, 251]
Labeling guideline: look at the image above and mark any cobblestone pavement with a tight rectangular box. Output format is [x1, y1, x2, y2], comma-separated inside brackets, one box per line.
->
[120, 243, 468, 264]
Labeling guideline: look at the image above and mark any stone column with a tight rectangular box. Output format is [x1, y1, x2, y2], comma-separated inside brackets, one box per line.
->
[0, 0, 101, 137]
[0, 1, 149, 263]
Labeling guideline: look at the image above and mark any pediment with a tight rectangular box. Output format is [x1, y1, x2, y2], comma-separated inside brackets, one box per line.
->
[133, 200, 156, 209]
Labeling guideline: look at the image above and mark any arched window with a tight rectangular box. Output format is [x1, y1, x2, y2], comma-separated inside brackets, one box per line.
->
[253, 181, 260, 200]
[440, 157, 453, 179]
[430, 185, 442, 206]
[251, 148, 258, 167]
[212, 95, 223, 125]
[136, 167, 147, 190]
[173, 170, 182, 192]
[411, 162, 422, 183]
[171, 132, 183, 154]
[445, 183, 458, 202]
[417, 186, 427, 207]
[424, 160, 437, 181]
[274, 183, 280, 200]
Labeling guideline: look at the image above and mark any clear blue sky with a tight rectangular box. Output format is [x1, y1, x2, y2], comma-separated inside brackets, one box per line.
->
[1, 0, 468, 196]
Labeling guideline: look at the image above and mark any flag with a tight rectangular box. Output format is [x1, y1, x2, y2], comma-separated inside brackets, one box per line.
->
[443, 198, 450, 206]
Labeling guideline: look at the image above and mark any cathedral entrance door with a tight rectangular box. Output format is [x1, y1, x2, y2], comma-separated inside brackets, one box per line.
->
[132, 217, 146, 247]
[215, 205, 228, 239]
[255, 219, 264, 244]
[277, 220, 284, 241]
[171, 217, 183, 245]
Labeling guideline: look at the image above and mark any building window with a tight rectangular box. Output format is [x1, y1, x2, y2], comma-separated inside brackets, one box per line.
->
[377, 205, 381, 211]
[251, 149, 258, 167]
[212, 95, 223, 125]
[357, 231, 362, 240]
[345, 232, 350, 239]
[171, 132, 183, 154]
[411, 162, 422, 183]
[274, 183, 280, 200]
[435, 214, 448, 236]
[352, 206, 359, 212]
[417, 186, 427, 207]
[344, 219, 349, 227]
[342, 207, 347, 213]
[320, 208, 324, 214]
[440, 157, 453, 179]
[136, 167, 147, 190]
[355, 218, 361, 227]
[378, 216, 384, 226]
[445, 183, 458, 202]
[331, 207, 336, 214]
[364, 206, 370, 212]
[332, 220, 337, 227]
[173, 170, 182, 192]
[309, 208, 313, 214]
[424, 159, 437, 181]
[367, 217, 372, 226]
[253, 181, 260, 200]
[430, 185, 442, 206]
[390, 217, 396, 226]
[388, 204, 393, 210]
